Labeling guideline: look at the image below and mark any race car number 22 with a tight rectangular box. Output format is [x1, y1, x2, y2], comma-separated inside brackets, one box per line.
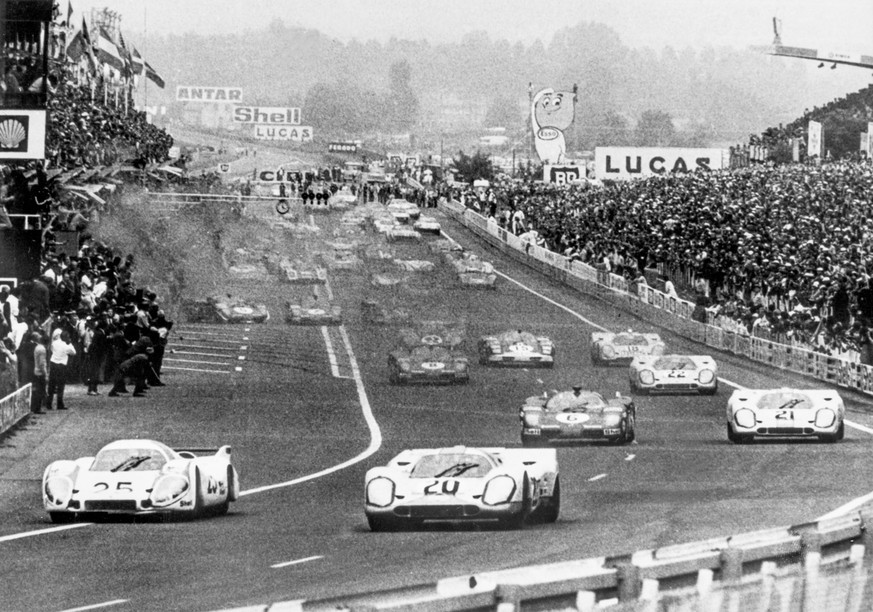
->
[424, 479, 460, 495]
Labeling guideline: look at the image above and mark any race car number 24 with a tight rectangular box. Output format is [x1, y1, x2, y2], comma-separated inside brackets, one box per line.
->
[424, 479, 460, 495]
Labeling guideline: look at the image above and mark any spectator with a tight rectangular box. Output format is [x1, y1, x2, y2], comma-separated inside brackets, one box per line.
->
[46, 328, 75, 410]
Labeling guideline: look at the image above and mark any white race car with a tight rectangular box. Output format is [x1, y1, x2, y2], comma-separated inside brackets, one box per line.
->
[629, 354, 718, 395]
[478, 330, 554, 367]
[394, 259, 436, 273]
[386, 227, 422, 242]
[591, 330, 665, 365]
[726, 388, 845, 444]
[43, 439, 240, 522]
[330, 188, 358, 209]
[427, 238, 464, 255]
[413, 215, 441, 234]
[285, 302, 343, 326]
[387, 198, 421, 222]
[364, 446, 559, 531]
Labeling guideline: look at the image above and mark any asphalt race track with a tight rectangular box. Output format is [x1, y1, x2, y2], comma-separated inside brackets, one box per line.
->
[2, 201, 873, 612]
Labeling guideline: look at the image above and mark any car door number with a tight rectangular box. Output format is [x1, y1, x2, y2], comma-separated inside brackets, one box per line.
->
[424, 479, 460, 495]
[775, 410, 795, 420]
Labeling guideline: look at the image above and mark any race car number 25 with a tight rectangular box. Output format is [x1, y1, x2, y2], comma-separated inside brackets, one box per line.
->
[424, 479, 460, 495]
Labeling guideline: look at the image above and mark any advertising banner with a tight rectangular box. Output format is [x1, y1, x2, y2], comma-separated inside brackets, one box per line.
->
[594, 147, 724, 180]
[808, 120, 822, 158]
[233, 106, 301, 125]
[867, 123, 873, 158]
[329, 142, 358, 153]
[0, 110, 46, 160]
[543, 164, 583, 184]
[253, 125, 312, 141]
[530, 86, 577, 164]
[176, 86, 242, 102]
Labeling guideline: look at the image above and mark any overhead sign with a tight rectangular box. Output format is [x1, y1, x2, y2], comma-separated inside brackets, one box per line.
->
[329, 142, 358, 153]
[233, 106, 301, 125]
[0, 110, 46, 160]
[544, 165, 582, 184]
[253, 125, 313, 142]
[594, 147, 724, 180]
[176, 86, 242, 103]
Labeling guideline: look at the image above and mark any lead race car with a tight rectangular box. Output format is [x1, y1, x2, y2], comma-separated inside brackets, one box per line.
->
[520, 386, 636, 446]
[364, 446, 559, 531]
[285, 300, 343, 326]
[389, 321, 469, 384]
[726, 388, 845, 444]
[591, 330, 665, 365]
[43, 439, 240, 522]
[478, 330, 555, 367]
[629, 354, 718, 395]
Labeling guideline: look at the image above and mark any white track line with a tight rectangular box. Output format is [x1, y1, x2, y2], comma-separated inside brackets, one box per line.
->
[162, 366, 231, 374]
[321, 326, 341, 378]
[240, 324, 381, 496]
[588, 474, 607, 482]
[58, 600, 129, 612]
[271, 555, 324, 569]
[0, 523, 91, 543]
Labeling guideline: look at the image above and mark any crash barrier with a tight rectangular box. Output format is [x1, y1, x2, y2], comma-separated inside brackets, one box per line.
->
[215, 510, 873, 611]
[438, 200, 873, 397]
[0, 383, 31, 438]
[147, 192, 302, 215]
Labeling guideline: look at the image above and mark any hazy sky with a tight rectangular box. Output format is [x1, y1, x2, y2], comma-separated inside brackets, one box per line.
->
[72, 0, 872, 52]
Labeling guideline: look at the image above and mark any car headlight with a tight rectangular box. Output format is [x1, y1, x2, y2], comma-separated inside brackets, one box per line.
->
[601, 345, 616, 358]
[523, 411, 541, 427]
[399, 361, 411, 372]
[698, 369, 715, 384]
[734, 408, 756, 429]
[638, 370, 655, 385]
[815, 409, 836, 428]
[44, 476, 73, 507]
[603, 413, 622, 427]
[482, 475, 516, 506]
[150, 474, 191, 507]
[455, 360, 468, 371]
[366, 477, 395, 507]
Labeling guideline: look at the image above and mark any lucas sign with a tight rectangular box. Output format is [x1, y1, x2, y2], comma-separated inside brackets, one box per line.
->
[253, 125, 313, 142]
[594, 147, 724, 180]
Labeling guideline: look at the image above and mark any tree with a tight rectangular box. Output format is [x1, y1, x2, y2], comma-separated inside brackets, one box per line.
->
[451, 150, 494, 182]
[483, 95, 523, 129]
[635, 110, 676, 146]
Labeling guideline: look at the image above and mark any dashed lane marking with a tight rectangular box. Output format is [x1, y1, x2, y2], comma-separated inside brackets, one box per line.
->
[271, 555, 324, 569]
[58, 600, 129, 612]
[588, 474, 607, 482]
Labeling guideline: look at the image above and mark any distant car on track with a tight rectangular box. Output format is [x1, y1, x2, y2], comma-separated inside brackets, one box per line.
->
[42, 439, 240, 522]
[427, 238, 463, 255]
[520, 386, 636, 446]
[394, 259, 436, 273]
[364, 446, 559, 530]
[591, 330, 665, 365]
[186, 295, 270, 323]
[285, 301, 342, 326]
[478, 330, 554, 367]
[389, 322, 468, 384]
[331, 188, 358, 209]
[726, 388, 845, 444]
[413, 215, 441, 234]
[629, 354, 718, 395]
[386, 227, 422, 242]
[387, 199, 421, 222]
[276, 259, 328, 284]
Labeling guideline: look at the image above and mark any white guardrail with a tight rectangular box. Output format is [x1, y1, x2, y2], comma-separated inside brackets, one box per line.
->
[211, 203, 873, 611]
[0, 383, 31, 437]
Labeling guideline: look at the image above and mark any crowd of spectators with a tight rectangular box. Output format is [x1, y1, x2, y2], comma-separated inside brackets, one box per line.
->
[460, 160, 873, 363]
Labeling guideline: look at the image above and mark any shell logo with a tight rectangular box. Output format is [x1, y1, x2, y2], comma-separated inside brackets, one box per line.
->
[0, 119, 26, 149]
[232, 306, 254, 315]
[309, 308, 326, 316]
[421, 362, 445, 370]
[421, 334, 443, 345]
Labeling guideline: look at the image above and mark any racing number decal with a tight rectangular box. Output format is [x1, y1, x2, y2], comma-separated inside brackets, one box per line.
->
[666, 370, 686, 378]
[94, 482, 132, 491]
[424, 480, 460, 495]
[775, 410, 795, 420]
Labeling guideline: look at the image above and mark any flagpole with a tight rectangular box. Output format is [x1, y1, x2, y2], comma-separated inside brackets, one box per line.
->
[143, 4, 148, 113]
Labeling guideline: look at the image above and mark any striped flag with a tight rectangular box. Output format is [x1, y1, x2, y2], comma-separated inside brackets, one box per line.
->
[96, 26, 124, 71]
[145, 61, 165, 88]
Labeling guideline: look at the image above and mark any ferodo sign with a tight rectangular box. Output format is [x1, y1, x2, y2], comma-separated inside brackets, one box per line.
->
[253, 125, 313, 142]
[233, 106, 301, 125]
[594, 147, 724, 180]
[176, 86, 242, 102]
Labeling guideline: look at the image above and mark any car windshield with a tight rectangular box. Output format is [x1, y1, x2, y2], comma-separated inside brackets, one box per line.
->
[653, 357, 695, 370]
[756, 392, 814, 411]
[92, 448, 168, 472]
[547, 392, 605, 412]
[410, 453, 491, 478]
[614, 334, 648, 346]
[410, 346, 450, 360]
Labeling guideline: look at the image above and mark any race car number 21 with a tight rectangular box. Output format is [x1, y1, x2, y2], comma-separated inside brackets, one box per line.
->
[424, 479, 460, 495]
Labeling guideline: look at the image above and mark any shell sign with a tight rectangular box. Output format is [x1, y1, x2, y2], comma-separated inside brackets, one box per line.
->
[0, 110, 46, 160]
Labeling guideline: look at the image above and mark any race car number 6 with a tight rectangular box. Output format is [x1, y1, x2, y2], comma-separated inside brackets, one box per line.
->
[424, 479, 460, 495]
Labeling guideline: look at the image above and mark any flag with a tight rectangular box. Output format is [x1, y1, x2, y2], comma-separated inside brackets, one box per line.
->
[96, 26, 124, 71]
[70, 17, 98, 75]
[145, 61, 165, 88]
[66, 0, 73, 27]
[131, 45, 145, 75]
[118, 32, 133, 79]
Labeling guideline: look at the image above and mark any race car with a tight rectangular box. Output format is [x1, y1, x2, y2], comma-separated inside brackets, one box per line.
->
[458, 270, 498, 288]
[726, 388, 845, 444]
[371, 212, 399, 234]
[43, 439, 240, 522]
[364, 446, 559, 531]
[399, 320, 467, 349]
[629, 354, 718, 395]
[322, 246, 361, 271]
[394, 259, 436, 273]
[281, 260, 328, 285]
[591, 330, 665, 365]
[330, 188, 358, 209]
[361, 299, 413, 325]
[386, 227, 422, 242]
[186, 295, 270, 324]
[427, 238, 464, 255]
[388, 344, 469, 384]
[369, 272, 408, 288]
[413, 215, 441, 235]
[387, 198, 421, 222]
[520, 386, 636, 446]
[478, 330, 554, 367]
[445, 251, 494, 274]
[285, 301, 343, 326]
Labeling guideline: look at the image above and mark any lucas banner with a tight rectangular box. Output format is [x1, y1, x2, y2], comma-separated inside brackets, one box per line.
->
[530, 86, 577, 164]
[808, 121, 822, 158]
[253, 125, 313, 142]
[594, 147, 725, 180]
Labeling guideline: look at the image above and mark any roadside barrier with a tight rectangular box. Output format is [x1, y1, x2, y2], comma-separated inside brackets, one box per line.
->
[438, 201, 873, 398]
[0, 383, 31, 438]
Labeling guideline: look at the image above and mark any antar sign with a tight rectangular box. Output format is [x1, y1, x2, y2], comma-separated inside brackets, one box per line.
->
[176, 87, 242, 102]
[594, 147, 724, 180]
[233, 106, 301, 125]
